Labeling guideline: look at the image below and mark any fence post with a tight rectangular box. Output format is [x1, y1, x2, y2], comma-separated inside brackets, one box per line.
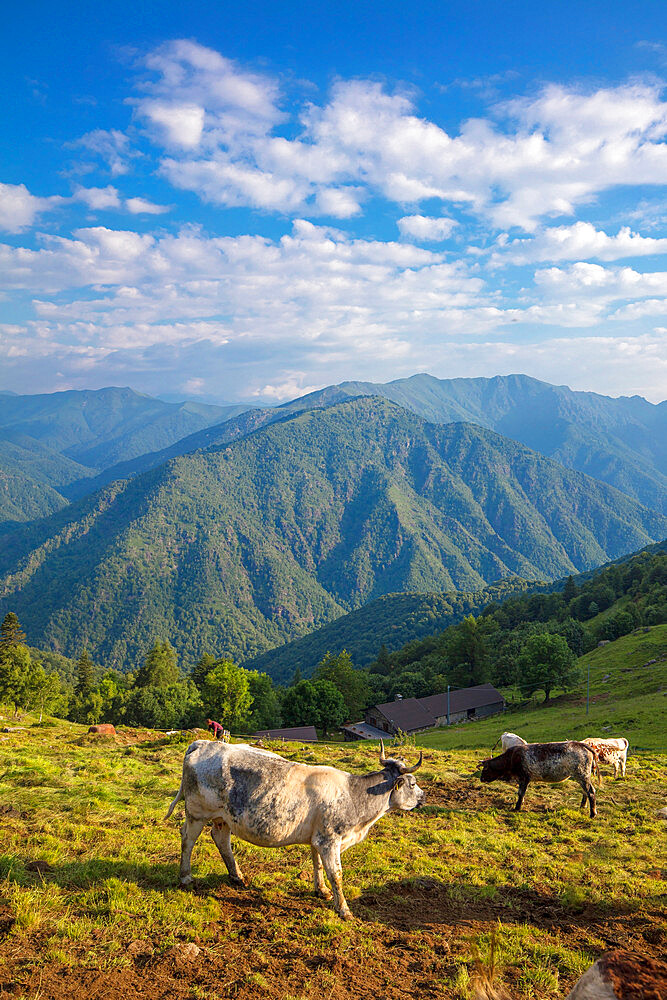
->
[447, 685, 450, 726]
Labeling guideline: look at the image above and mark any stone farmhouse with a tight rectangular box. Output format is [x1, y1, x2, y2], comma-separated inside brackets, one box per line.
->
[341, 683, 505, 740]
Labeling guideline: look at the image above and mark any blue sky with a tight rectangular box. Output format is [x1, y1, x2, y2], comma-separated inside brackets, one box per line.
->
[2, 1, 667, 403]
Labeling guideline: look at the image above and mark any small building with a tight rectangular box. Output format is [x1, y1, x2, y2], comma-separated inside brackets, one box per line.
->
[253, 725, 318, 742]
[340, 721, 388, 742]
[363, 683, 505, 736]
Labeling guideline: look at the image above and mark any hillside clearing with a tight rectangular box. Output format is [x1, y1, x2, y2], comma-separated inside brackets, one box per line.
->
[0, 723, 664, 1000]
[417, 625, 667, 753]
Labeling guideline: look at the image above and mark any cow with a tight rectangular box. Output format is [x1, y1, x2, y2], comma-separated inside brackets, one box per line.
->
[491, 731, 528, 751]
[165, 739, 425, 920]
[480, 741, 597, 817]
[581, 737, 628, 781]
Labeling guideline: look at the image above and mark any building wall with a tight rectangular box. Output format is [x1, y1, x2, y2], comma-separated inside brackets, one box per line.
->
[434, 701, 504, 726]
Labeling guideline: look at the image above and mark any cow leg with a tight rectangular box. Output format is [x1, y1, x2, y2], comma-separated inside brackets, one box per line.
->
[579, 779, 597, 818]
[179, 814, 205, 885]
[316, 838, 352, 920]
[515, 777, 529, 811]
[211, 819, 246, 887]
[311, 846, 332, 900]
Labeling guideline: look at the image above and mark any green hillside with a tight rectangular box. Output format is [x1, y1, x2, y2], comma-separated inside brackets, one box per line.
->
[417, 624, 667, 751]
[298, 373, 667, 513]
[0, 388, 244, 525]
[243, 578, 535, 682]
[0, 398, 664, 671]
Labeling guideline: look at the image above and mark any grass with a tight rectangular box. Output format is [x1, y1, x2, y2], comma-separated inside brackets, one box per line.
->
[417, 624, 667, 752]
[0, 718, 664, 1000]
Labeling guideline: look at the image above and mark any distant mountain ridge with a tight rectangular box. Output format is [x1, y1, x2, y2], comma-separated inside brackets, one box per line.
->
[0, 397, 664, 671]
[59, 374, 667, 515]
[0, 387, 248, 528]
[293, 374, 667, 514]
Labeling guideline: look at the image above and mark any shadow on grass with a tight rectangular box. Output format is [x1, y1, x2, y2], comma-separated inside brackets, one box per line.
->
[0, 853, 242, 894]
[352, 877, 664, 933]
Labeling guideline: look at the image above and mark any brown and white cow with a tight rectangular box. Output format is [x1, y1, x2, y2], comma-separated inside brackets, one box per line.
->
[165, 739, 424, 920]
[491, 732, 528, 751]
[581, 737, 628, 780]
[480, 741, 597, 816]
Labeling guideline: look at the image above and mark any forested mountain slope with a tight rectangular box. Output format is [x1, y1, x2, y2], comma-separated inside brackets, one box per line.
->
[0, 397, 664, 671]
[0, 388, 245, 526]
[293, 374, 667, 513]
[243, 578, 535, 683]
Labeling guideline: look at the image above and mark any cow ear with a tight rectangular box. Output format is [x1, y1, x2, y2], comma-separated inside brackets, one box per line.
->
[393, 775, 406, 790]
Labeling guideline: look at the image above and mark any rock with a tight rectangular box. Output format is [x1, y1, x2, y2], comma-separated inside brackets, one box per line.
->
[656, 807, 667, 820]
[127, 940, 154, 958]
[597, 640, 611, 647]
[87, 723, 116, 735]
[1, 726, 26, 732]
[167, 943, 200, 962]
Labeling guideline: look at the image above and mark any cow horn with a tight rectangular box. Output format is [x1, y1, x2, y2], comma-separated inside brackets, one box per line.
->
[379, 740, 389, 765]
[401, 750, 423, 773]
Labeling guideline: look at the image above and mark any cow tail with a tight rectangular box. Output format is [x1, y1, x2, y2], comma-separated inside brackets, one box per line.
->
[164, 778, 184, 820]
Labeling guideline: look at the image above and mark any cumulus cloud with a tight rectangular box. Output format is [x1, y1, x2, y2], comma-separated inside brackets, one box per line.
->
[398, 215, 458, 241]
[131, 47, 667, 229]
[496, 222, 667, 264]
[0, 182, 61, 232]
[73, 185, 122, 210]
[125, 196, 170, 215]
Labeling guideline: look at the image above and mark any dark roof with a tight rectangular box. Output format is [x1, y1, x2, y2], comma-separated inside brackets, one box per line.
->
[340, 722, 388, 740]
[253, 726, 318, 742]
[420, 683, 505, 717]
[373, 697, 437, 733]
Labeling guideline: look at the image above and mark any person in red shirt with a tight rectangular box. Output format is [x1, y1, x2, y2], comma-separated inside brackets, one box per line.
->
[206, 719, 226, 740]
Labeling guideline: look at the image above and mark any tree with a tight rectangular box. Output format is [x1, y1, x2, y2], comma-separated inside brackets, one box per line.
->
[75, 650, 95, 699]
[562, 575, 577, 604]
[281, 680, 320, 728]
[370, 644, 392, 675]
[0, 613, 26, 651]
[518, 633, 580, 702]
[202, 659, 252, 731]
[135, 640, 180, 688]
[445, 615, 490, 687]
[191, 652, 216, 690]
[314, 650, 370, 719]
[124, 680, 203, 729]
[0, 643, 32, 715]
[312, 680, 346, 735]
[246, 671, 282, 731]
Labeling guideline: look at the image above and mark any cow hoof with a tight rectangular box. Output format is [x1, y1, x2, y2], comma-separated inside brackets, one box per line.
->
[316, 887, 333, 900]
[179, 878, 194, 889]
[230, 876, 247, 888]
[338, 909, 354, 922]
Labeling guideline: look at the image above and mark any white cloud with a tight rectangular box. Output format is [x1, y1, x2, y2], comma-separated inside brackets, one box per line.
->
[0, 182, 61, 232]
[75, 129, 135, 175]
[125, 196, 170, 215]
[132, 47, 667, 230]
[141, 101, 205, 149]
[398, 215, 458, 241]
[497, 222, 667, 264]
[73, 185, 122, 210]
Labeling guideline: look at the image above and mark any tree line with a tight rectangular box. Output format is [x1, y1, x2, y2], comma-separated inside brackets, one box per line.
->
[1, 547, 664, 733]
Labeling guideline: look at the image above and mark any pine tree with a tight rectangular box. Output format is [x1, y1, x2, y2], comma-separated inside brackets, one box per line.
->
[563, 575, 577, 604]
[136, 640, 180, 688]
[75, 650, 95, 699]
[0, 613, 26, 653]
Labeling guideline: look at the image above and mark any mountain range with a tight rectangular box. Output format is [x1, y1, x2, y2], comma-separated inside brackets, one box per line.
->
[0, 388, 245, 529]
[1, 396, 664, 671]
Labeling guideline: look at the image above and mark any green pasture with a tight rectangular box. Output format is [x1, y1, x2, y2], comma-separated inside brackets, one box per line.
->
[0, 718, 664, 1000]
[418, 625, 667, 752]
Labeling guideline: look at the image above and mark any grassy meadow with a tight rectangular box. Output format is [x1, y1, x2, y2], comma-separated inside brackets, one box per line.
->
[418, 625, 667, 753]
[0, 708, 665, 999]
